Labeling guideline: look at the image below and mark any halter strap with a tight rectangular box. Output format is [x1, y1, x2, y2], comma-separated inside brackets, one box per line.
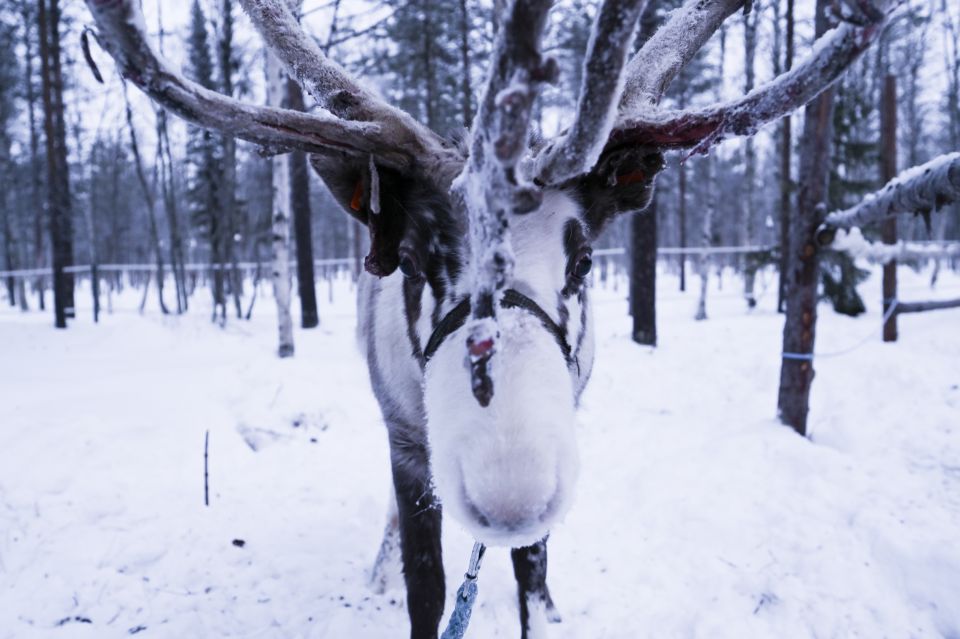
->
[422, 289, 572, 364]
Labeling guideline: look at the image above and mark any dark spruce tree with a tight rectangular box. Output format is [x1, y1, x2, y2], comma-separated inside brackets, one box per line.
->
[185, 0, 228, 323]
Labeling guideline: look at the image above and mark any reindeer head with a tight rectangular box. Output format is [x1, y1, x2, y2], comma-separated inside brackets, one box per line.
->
[86, 0, 893, 546]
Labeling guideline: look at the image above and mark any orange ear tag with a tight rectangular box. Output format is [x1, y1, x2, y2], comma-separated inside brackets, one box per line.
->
[350, 180, 364, 211]
[615, 170, 647, 186]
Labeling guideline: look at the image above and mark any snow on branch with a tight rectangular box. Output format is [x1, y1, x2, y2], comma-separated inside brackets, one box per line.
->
[619, 0, 744, 112]
[534, 0, 649, 186]
[828, 228, 960, 263]
[817, 152, 960, 245]
[237, 0, 459, 183]
[609, 0, 893, 155]
[82, 0, 406, 164]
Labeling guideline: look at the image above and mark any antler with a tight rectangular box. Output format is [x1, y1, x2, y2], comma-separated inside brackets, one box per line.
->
[82, 0, 459, 178]
[237, 0, 461, 184]
[455, 0, 557, 406]
[534, 0, 650, 186]
[601, 0, 895, 160]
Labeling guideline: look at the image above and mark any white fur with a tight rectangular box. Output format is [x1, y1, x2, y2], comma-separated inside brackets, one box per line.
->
[424, 309, 580, 548]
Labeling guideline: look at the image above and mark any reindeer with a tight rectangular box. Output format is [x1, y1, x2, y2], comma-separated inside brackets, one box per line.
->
[84, 0, 895, 635]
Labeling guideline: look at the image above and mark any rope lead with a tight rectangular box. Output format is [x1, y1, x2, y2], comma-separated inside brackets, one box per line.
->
[440, 542, 486, 639]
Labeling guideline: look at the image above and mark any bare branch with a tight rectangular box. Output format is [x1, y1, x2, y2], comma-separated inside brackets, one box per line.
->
[237, 0, 459, 182]
[82, 0, 409, 164]
[535, 0, 649, 185]
[817, 152, 960, 245]
[619, 0, 744, 112]
[896, 298, 960, 314]
[607, 7, 892, 155]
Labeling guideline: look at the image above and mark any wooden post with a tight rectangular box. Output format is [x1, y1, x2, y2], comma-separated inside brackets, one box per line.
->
[880, 74, 897, 342]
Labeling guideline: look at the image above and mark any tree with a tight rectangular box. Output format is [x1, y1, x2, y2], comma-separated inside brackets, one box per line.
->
[185, 0, 228, 323]
[777, 0, 839, 436]
[266, 4, 296, 357]
[37, 0, 74, 328]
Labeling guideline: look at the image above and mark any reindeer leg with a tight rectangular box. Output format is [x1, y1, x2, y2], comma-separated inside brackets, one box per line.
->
[389, 427, 444, 639]
[511, 538, 561, 639]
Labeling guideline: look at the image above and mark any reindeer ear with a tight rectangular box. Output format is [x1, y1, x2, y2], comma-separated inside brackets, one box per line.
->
[310, 153, 409, 277]
[573, 147, 664, 238]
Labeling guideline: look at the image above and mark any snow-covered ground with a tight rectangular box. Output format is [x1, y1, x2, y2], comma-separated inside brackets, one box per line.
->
[1, 265, 959, 638]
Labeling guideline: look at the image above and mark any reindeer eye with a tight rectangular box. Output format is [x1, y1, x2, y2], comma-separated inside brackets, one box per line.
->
[399, 254, 420, 279]
[572, 254, 592, 278]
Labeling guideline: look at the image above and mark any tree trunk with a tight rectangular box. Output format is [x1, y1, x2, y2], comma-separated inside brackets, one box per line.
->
[37, 0, 73, 328]
[267, 47, 296, 357]
[678, 162, 687, 292]
[22, 2, 46, 311]
[219, 0, 243, 320]
[287, 78, 319, 328]
[458, 0, 473, 129]
[630, 193, 657, 345]
[122, 82, 169, 315]
[742, 6, 759, 308]
[777, 0, 795, 314]
[880, 75, 897, 342]
[777, 0, 836, 436]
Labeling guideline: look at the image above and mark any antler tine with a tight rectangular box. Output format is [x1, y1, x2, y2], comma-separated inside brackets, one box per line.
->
[238, 0, 461, 185]
[608, 0, 892, 155]
[454, 0, 556, 406]
[534, 0, 650, 186]
[459, 0, 555, 297]
[620, 0, 745, 112]
[83, 0, 409, 167]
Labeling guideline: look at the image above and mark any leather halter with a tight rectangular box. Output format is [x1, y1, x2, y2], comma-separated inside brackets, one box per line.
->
[422, 289, 573, 365]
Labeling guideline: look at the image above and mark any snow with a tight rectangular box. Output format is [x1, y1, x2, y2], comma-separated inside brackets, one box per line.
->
[2, 265, 960, 638]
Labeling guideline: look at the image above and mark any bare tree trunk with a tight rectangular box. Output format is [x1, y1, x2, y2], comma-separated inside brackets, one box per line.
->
[21, 1, 45, 311]
[694, 160, 713, 321]
[777, 0, 795, 313]
[266, 38, 295, 358]
[122, 81, 169, 315]
[287, 78, 319, 328]
[695, 27, 725, 321]
[777, 0, 836, 436]
[219, 0, 243, 319]
[880, 74, 897, 342]
[155, 6, 188, 314]
[38, 0, 73, 328]
[678, 162, 687, 292]
[630, 192, 657, 345]
[458, 0, 473, 129]
[742, 4, 759, 308]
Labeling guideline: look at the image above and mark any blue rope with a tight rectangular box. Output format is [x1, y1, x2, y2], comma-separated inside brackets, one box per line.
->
[782, 298, 899, 361]
[440, 542, 486, 639]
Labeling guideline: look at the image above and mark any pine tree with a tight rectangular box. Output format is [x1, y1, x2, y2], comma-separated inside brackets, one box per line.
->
[185, 0, 228, 322]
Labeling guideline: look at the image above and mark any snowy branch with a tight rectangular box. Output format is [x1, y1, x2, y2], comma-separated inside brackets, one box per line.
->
[81, 0, 408, 164]
[534, 0, 648, 186]
[619, 0, 744, 112]
[817, 152, 960, 245]
[608, 5, 892, 154]
[828, 228, 960, 263]
[237, 0, 460, 183]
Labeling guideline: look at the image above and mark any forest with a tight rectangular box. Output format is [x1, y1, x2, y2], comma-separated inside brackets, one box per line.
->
[1, 0, 959, 637]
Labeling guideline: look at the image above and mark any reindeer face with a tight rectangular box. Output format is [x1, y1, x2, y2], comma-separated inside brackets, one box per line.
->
[423, 191, 593, 547]
[312, 149, 659, 547]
